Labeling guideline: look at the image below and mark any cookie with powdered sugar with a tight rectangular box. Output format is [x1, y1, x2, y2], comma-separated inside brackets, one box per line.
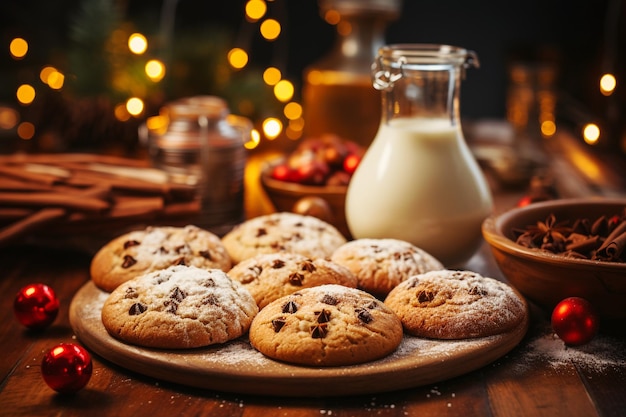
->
[227, 252, 358, 309]
[101, 265, 258, 349]
[331, 238, 444, 298]
[249, 284, 403, 366]
[384, 269, 527, 339]
[221, 212, 347, 264]
[90, 225, 232, 292]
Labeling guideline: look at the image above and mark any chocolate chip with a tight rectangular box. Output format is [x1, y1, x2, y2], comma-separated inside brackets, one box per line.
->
[164, 300, 178, 314]
[256, 228, 268, 237]
[123, 240, 140, 249]
[173, 257, 186, 266]
[417, 289, 435, 303]
[272, 318, 286, 332]
[170, 287, 186, 302]
[201, 294, 219, 305]
[282, 300, 299, 313]
[355, 307, 373, 323]
[199, 250, 213, 260]
[122, 255, 137, 268]
[288, 272, 304, 286]
[315, 309, 331, 323]
[123, 287, 138, 299]
[201, 278, 216, 287]
[310, 323, 328, 338]
[468, 286, 487, 296]
[407, 278, 420, 289]
[321, 294, 338, 305]
[129, 302, 147, 315]
[272, 259, 286, 269]
[270, 242, 285, 251]
[301, 260, 316, 273]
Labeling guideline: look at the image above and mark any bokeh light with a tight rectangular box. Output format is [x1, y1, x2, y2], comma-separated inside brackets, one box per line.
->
[262, 117, 282, 139]
[17, 122, 35, 139]
[145, 59, 166, 82]
[245, 0, 267, 21]
[244, 128, 262, 149]
[600, 73, 616, 96]
[126, 97, 144, 116]
[283, 102, 302, 120]
[260, 19, 281, 40]
[9, 38, 28, 59]
[274, 79, 294, 102]
[228, 48, 249, 69]
[16, 84, 36, 105]
[263, 67, 281, 85]
[0, 107, 19, 129]
[583, 123, 600, 145]
[128, 33, 148, 54]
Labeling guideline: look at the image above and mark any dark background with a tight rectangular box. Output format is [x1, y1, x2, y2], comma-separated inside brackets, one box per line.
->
[1, 0, 624, 153]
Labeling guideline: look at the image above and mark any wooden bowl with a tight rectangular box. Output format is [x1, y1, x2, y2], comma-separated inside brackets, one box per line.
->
[482, 197, 626, 321]
[260, 167, 351, 238]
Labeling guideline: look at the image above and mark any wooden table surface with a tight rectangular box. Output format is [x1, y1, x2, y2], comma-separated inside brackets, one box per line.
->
[1, 148, 626, 417]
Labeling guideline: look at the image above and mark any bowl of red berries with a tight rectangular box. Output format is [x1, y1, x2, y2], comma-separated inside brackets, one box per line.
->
[261, 135, 364, 238]
[482, 197, 626, 322]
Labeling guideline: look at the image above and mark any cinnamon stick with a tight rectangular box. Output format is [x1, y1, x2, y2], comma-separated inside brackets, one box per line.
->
[0, 191, 110, 212]
[0, 208, 66, 246]
[0, 166, 61, 185]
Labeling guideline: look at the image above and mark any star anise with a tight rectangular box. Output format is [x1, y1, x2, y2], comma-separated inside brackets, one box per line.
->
[514, 213, 572, 253]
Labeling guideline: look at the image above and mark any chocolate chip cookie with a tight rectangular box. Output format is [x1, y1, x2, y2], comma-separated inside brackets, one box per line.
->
[227, 252, 358, 309]
[249, 284, 403, 366]
[331, 238, 444, 298]
[221, 212, 347, 264]
[101, 265, 258, 349]
[91, 225, 232, 292]
[384, 269, 527, 339]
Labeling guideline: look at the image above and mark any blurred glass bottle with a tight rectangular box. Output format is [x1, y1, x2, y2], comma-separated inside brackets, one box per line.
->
[302, 0, 401, 148]
[144, 96, 251, 235]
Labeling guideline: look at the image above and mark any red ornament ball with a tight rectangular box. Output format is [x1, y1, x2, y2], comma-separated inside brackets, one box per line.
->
[13, 283, 59, 330]
[551, 297, 599, 345]
[41, 343, 93, 393]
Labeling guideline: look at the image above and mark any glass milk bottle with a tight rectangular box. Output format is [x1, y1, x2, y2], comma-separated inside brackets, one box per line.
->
[345, 44, 493, 267]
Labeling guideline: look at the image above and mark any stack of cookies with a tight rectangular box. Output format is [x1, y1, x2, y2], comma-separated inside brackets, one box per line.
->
[90, 212, 527, 367]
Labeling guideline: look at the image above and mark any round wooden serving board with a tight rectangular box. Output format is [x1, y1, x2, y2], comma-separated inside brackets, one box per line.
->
[69, 281, 529, 397]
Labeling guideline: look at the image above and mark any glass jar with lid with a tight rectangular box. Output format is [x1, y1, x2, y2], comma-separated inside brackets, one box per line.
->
[147, 96, 252, 234]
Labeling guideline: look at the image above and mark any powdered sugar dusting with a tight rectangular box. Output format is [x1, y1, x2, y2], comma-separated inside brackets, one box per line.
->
[223, 212, 347, 261]
[515, 331, 626, 373]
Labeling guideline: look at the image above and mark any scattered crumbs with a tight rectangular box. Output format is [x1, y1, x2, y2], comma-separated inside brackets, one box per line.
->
[516, 331, 626, 373]
[447, 403, 452, 407]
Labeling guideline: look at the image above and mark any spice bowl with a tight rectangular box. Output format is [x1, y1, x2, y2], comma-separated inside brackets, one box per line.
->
[482, 197, 626, 321]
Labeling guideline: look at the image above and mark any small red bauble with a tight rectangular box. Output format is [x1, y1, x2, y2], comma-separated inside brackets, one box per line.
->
[41, 343, 93, 393]
[551, 297, 599, 345]
[270, 164, 293, 182]
[342, 153, 361, 175]
[13, 283, 59, 330]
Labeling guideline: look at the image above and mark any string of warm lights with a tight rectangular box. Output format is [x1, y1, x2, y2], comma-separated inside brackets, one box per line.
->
[2, 0, 309, 150]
